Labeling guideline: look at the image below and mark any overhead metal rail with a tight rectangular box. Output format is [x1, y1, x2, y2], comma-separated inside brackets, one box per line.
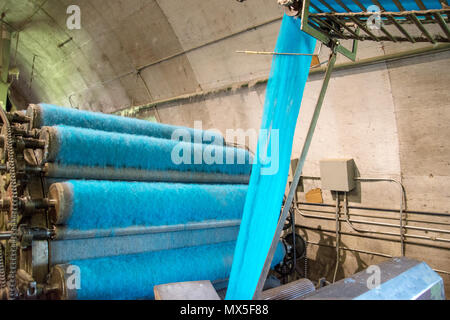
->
[285, 0, 449, 48]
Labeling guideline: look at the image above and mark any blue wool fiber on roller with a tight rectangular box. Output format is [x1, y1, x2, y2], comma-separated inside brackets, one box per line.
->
[38, 103, 224, 145]
[71, 241, 285, 300]
[64, 180, 248, 230]
[52, 125, 252, 175]
[226, 16, 316, 300]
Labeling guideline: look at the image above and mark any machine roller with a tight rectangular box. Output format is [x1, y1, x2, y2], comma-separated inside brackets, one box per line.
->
[27, 103, 224, 145]
[47, 180, 248, 229]
[46, 241, 286, 300]
[36, 125, 252, 181]
[0, 104, 286, 300]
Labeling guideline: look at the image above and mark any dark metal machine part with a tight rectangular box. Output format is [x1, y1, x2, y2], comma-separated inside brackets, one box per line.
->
[301, 257, 445, 300]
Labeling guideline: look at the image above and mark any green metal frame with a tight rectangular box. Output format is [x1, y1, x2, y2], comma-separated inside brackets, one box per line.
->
[300, 0, 359, 61]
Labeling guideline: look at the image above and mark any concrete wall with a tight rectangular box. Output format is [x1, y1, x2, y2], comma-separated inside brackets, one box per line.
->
[4, 0, 448, 298]
[129, 47, 450, 296]
[5, 0, 285, 111]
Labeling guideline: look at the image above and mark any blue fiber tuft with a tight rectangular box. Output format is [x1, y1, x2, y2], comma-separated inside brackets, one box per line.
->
[39, 103, 224, 144]
[71, 241, 285, 300]
[52, 125, 252, 175]
[64, 180, 248, 230]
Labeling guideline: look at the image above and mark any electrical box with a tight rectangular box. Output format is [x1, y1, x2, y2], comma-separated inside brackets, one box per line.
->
[320, 158, 355, 192]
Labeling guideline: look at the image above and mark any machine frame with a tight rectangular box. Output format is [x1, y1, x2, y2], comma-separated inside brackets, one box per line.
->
[255, 0, 450, 299]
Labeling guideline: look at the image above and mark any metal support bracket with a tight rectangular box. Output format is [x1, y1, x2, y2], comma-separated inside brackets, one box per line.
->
[300, 0, 359, 61]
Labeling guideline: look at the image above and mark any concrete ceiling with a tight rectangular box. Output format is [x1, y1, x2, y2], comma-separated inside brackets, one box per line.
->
[1, 0, 285, 112]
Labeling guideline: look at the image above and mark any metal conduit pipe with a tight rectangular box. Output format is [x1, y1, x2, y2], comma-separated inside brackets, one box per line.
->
[296, 206, 450, 241]
[299, 206, 450, 227]
[344, 216, 450, 234]
[342, 191, 450, 238]
[403, 234, 450, 243]
[354, 177, 406, 256]
[297, 175, 408, 255]
[332, 192, 340, 283]
[305, 241, 450, 276]
[402, 224, 450, 234]
[345, 217, 450, 234]
[300, 225, 450, 250]
[298, 200, 450, 218]
[343, 191, 372, 234]
[433, 269, 450, 276]
[297, 211, 450, 243]
[300, 175, 450, 217]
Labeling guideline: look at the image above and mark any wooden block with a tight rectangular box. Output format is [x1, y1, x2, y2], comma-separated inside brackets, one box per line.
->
[310, 55, 320, 68]
[305, 188, 323, 203]
[154, 280, 221, 300]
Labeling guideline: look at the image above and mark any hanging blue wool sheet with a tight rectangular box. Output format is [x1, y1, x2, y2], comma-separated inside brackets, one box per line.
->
[70, 240, 286, 300]
[32, 103, 224, 145]
[226, 15, 316, 300]
[46, 125, 252, 176]
[59, 180, 248, 230]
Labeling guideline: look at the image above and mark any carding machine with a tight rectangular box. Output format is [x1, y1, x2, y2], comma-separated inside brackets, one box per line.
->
[0, 103, 285, 300]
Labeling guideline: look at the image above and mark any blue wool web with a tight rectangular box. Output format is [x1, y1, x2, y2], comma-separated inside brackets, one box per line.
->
[52, 125, 252, 175]
[226, 16, 316, 300]
[39, 103, 224, 145]
[71, 241, 285, 300]
[64, 180, 248, 230]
